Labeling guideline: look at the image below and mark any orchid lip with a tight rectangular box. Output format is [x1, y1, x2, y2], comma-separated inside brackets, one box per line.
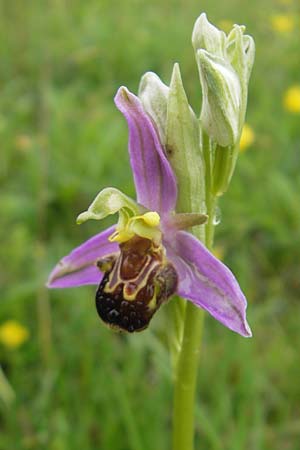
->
[95, 235, 178, 332]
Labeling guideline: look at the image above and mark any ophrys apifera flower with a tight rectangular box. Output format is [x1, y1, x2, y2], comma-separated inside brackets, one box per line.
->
[47, 87, 251, 337]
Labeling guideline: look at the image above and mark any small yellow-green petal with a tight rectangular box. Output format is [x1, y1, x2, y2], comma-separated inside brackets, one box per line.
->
[76, 188, 140, 224]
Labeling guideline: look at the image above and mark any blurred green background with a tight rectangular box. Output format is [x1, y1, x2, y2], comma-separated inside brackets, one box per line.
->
[1, 0, 300, 449]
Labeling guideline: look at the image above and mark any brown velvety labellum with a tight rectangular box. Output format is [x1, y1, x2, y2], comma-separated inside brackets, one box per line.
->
[95, 236, 178, 332]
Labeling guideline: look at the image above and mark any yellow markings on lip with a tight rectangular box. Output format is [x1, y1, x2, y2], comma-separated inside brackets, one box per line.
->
[109, 211, 161, 244]
[109, 229, 133, 243]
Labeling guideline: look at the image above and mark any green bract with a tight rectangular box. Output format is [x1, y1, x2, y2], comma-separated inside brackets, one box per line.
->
[166, 63, 205, 216]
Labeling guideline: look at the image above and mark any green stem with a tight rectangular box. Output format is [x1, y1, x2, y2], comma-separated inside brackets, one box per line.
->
[172, 131, 217, 450]
[212, 144, 237, 197]
[172, 304, 204, 450]
[205, 194, 217, 251]
[172, 213, 216, 450]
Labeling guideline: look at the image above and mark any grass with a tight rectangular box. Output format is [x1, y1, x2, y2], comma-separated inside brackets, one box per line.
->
[0, 0, 300, 448]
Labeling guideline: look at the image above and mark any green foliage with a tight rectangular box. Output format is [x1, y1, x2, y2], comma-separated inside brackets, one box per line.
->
[1, 0, 300, 449]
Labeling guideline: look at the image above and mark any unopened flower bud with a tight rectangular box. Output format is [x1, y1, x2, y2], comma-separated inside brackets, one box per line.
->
[198, 50, 241, 147]
[192, 12, 226, 58]
[193, 14, 255, 148]
[139, 72, 169, 144]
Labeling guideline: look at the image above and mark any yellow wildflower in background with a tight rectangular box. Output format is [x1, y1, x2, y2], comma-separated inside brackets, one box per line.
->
[278, 0, 293, 5]
[270, 14, 295, 33]
[239, 124, 255, 152]
[0, 321, 29, 349]
[283, 85, 300, 113]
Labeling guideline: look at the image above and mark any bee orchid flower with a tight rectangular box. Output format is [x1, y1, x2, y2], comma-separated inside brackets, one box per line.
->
[47, 86, 251, 338]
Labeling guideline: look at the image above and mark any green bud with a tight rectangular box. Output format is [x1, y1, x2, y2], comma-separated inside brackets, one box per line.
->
[227, 26, 255, 86]
[138, 72, 169, 144]
[197, 50, 241, 147]
[192, 12, 226, 58]
[226, 25, 255, 126]
[192, 14, 255, 196]
[193, 15, 255, 148]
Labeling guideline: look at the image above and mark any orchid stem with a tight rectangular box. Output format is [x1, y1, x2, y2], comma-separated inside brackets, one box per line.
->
[172, 131, 217, 450]
[172, 218, 215, 450]
[205, 194, 217, 251]
[172, 217, 215, 450]
[172, 302, 204, 450]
